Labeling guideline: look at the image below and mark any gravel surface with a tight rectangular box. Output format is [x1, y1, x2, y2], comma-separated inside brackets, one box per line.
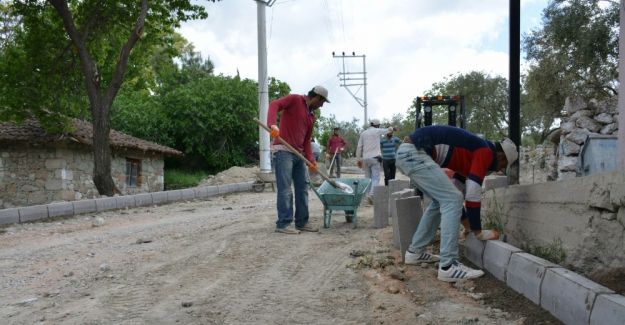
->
[0, 187, 558, 324]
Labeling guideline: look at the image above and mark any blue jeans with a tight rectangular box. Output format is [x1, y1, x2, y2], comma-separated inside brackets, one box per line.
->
[395, 143, 463, 267]
[363, 157, 381, 198]
[329, 155, 341, 178]
[273, 150, 309, 229]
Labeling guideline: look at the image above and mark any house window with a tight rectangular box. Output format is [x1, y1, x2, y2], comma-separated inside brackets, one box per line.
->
[125, 158, 141, 187]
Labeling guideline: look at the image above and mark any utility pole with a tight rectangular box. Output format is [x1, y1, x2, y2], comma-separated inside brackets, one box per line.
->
[256, 0, 276, 173]
[333, 52, 368, 125]
[508, 0, 521, 184]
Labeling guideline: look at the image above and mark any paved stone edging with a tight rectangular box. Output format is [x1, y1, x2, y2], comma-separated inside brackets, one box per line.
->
[464, 235, 625, 325]
[0, 182, 254, 225]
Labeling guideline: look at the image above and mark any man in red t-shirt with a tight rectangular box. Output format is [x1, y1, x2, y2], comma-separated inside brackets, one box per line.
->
[267, 86, 330, 234]
[326, 127, 346, 178]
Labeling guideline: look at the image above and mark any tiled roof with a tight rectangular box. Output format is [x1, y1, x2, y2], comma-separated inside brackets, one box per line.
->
[0, 119, 182, 156]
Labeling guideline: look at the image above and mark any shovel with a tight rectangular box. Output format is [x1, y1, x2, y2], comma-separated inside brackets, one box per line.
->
[327, 148, 339, 176]
[254, 118, 353, 194]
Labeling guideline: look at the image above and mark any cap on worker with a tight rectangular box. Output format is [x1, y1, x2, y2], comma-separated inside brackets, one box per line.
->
[370, 118, 380, 126]
[500, 138, 518, 167]
[312, 85, 330, 103]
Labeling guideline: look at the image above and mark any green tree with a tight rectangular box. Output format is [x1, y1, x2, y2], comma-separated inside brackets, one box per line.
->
[0, 0, 214, 196]
[524, 0, 619, 100]
[410, 71, 510, 140]
[316, 114, 361, 158]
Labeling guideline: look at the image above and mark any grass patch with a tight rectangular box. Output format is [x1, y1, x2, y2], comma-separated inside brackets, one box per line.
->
[522, 238, 567, 265]
[164, 169, 210, 190]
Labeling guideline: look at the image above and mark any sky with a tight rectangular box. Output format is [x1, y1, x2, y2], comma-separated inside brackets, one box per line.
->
[178, 0, 549, 125]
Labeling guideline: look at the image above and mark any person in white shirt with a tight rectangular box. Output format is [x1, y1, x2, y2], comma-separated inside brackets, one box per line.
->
[356, 119, 394, 204]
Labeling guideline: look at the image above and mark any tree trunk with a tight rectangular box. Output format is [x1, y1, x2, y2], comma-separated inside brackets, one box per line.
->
[91, 98, 117, 196]
[49, 0, 147, 196]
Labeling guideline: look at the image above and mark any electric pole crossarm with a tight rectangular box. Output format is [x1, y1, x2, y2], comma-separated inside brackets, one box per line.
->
[333, 51, 368, 124]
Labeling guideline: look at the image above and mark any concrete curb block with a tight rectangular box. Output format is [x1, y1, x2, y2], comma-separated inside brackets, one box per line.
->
[464, 238, 625, 325]
[463, 234, 485, 268]
[166, 190, 183, 203]
[0, 181, 254, 226]
[152, 192, 168, 205]
[590, 294, 625, 325]
[19, 205, 48, 222]
[181, 188, 196, 201]
[373, 185, 389, 228]
[0, 208, 19, 225]
[506, 252, 557, 304]
[482, 240, 522, 282]
[541, 268, 613, 325]
[73, 200, 96, 215]
[95, 197, 117, 212]
[134, 193, 153, 207]
[48, 202, 74, 218]
[116, 196, 136, 210]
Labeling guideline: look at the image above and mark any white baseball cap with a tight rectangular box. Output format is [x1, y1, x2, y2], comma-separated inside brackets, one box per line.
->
[370, 119, 380, 126]
[500, 138, 518, 167]
[312, 85, 330, 102]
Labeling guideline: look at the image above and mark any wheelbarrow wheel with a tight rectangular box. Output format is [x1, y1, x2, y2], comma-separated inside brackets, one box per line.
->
[345, 211, 354, 223]
[323, 210, 332, 228]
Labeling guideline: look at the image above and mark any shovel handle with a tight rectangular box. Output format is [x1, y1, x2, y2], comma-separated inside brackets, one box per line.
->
[254, 118, 341, 189]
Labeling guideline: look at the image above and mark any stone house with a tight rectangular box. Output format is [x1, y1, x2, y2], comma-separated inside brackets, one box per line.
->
[0, 119, 182, 209]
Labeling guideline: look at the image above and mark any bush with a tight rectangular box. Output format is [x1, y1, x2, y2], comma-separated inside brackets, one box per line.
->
[164, 169, 209, 190]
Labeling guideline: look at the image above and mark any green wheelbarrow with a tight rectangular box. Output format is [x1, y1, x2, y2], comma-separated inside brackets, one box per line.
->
[310, 178, 371, 228]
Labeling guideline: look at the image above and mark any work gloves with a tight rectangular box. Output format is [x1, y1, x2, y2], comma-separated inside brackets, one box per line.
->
[270, 125, 280, 138]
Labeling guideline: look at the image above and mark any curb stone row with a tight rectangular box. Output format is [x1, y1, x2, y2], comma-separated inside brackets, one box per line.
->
[464, 235, 625, 325]
[0, 182, 254, 225]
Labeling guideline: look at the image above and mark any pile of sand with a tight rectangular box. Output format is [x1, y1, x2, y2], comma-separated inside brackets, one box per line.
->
[199, 166, 260, 186]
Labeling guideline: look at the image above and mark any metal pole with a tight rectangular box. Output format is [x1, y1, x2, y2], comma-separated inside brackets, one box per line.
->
[257, 1, 271, 173]
[508, 0, 521, 184]
[363, 54, 368, 125]
[618, 0, 625, 168]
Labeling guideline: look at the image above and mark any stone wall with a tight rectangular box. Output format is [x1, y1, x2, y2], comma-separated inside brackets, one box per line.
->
[482, 170, 625, 273]
[558, 96, 619, 180]
[0, 143, 164, 209]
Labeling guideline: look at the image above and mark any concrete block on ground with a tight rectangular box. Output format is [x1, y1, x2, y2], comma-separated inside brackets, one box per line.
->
[218, 184, 235, 194]
[388, 179, 411, 196]
[506, 252, 557, 305]
[116, 196, 136, 209]
[205, 186, 219, 197]
[96, 197, 118, 212]
[237, 182, 253, 192]
[194, 187, 209, 199]
[19, 205, 48, 222]
[590, 294, 625, 325]
[396, 196, 422, 262]
[390, 189, 416, 249]
[0, 208, 20, 225]
[483, 175, 508, 190]
[47, 202, 74, 218]
[152, 192, 168, 205]
[482, 240, 522, 281]
[167, 190, 183, 203]
[541, 267, 614, 325]
[181, 188, 196, 201]
[463, 233, 486, 268]
[73, 199, 97, 215]
[373, 185, 389, 228]
[388, 179, 411, 215]
[134, 193, 153, 207]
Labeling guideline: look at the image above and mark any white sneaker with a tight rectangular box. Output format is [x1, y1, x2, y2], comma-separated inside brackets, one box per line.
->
[437, 260, 484, 282]
[404, 251, 440, 265]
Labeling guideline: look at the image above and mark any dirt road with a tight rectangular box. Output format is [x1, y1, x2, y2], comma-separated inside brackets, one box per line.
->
[0, 189, 558, 324]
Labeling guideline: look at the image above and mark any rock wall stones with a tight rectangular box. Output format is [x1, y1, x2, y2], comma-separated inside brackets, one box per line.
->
[558, 96, 619, 180]
[0, 143, 164, 209]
